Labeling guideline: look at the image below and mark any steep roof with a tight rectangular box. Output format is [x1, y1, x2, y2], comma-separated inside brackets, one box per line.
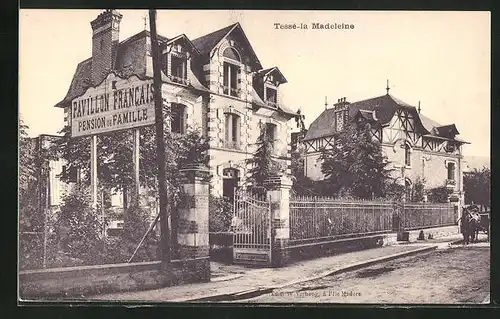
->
[55, 22, 283, 113]
[55, 31, 158, 108]
[304, 94, 417, 140]
[162, 34, 200, 55]
[256, 67, 287, 84]
[55, 30, 201, 108]
[304, 94, 463, 142]
[192, 22, 263, 70]
[191, 23, 237, 56]
[54, 58, 93, 108]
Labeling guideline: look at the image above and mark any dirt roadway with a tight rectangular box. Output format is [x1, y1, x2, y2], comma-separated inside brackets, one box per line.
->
[243, 245, 490, 304]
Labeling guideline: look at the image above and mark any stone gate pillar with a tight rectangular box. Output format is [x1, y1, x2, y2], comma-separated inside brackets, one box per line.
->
[176, 164, 211, 281]
[264, 175, 293, 267]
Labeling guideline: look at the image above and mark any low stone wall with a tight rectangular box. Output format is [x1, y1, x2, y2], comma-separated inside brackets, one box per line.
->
[19, 257, 210, 299]
[288, 234, 387, 262]
[287, 225, 460, 262]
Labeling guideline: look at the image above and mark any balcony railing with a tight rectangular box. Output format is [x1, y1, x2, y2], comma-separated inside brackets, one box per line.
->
[223, 139, 242, 150]
[266, 100, 278, 109]
[223, 86, 241, 98]
[168, 74, 189, 85]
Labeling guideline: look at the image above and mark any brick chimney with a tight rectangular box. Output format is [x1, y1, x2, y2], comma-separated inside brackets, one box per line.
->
[333, 97, 350, 110]
[90, 9, 123, 85]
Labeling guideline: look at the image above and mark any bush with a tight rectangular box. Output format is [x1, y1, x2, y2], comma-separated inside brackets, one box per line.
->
[209, 196, 233, 233]
[428, 186, 453, 203]
[54, 186, 105, 265]
[121, 205, 159, 262]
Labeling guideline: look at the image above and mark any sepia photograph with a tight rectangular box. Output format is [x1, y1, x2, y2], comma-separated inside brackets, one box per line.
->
[18, 9, 491, 304]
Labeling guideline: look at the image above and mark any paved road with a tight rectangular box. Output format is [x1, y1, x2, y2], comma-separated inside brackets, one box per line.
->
[242, 244, 490, 304]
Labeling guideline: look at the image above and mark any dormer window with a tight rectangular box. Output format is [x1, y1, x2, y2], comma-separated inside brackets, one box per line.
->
[223, 62, 240, 97]
[166, 53, 188, 85]
[222, 47, 241, 98]
[265, 86, 277, 108]
[171, 55, 186, 80]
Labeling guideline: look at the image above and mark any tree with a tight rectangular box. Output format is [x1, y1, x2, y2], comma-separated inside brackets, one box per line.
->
[320, 120, 394, 199]
[246, 122, 281, 194]
[464, 167, 491, 209]
[209, 195, 233, 233]
[428, 186, 453, 203]
[19, 117, 39, 232]
[19, 117, 35, 194]
[54, 185, 104, 265]
[410, 176, 426, 202]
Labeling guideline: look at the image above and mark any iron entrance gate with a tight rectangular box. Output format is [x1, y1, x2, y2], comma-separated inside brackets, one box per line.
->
[232, 189, 272, 266]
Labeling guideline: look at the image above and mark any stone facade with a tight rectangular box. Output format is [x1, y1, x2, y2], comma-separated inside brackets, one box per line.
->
[55, 11, 298, 202]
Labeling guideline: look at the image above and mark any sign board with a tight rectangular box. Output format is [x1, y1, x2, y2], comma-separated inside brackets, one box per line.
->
[70, 73, 155, 137]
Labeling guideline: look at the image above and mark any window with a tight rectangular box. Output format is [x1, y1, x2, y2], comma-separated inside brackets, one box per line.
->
[224, 113, 241, 149]
[265, 123, 277, 149]
[265, 87, 277, 107]
[445, 141, 455, 153]
[170, 103, 185, 134]
[447, 162, 456, 181]
[62, 165, 78, 183]
[404, 144, 411, 167]
[223, 47, 240, 61]
[223, 62, 240, 97]
[170, 55, 187, 80]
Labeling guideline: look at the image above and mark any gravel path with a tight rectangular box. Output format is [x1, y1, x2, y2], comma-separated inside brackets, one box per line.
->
[90, 245, 427, 301]
[245, 244, 490, 304]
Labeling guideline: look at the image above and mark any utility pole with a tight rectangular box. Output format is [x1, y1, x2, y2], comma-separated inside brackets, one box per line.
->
[149, 9, 170, 265]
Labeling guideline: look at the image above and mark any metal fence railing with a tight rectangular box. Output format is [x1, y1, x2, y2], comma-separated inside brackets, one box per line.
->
[289, 196, 394, 244]
[289, 195, 457, 245]
[400, 203, 457, 231]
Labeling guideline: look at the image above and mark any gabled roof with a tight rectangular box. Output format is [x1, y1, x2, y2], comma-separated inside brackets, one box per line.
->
[354, 109, 377, 122]
[161, 34, 201, 55]
[191, 23, 237, 56]
[55, 30, 202, 108]
[257, 67, 287, 84]
[251, 87, 298, 119]
[191, 22, 263, 70]
[304, 94, 423, 141]
[435, 124, 460, 137]
[54, 58, 93, 108]
[304, 94, 466, 142]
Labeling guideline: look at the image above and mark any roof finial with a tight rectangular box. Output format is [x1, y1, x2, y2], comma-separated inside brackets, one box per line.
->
[418, 101, 421, 113]
[143, 14, 148, 31]
[386, 79, 390, 95]
[325, 96, 328, 110]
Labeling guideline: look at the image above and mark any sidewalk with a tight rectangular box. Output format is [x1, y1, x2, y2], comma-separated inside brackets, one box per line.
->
[89, 244, 437, 302]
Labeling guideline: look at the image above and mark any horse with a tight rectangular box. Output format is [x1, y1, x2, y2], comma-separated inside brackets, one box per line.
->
[460, 206, 482, 244]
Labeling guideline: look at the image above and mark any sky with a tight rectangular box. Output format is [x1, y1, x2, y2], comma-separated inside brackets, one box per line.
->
[19, 10, 491, 157]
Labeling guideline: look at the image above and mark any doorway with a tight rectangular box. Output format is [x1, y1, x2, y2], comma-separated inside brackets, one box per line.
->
[222, 168, 240, 203]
